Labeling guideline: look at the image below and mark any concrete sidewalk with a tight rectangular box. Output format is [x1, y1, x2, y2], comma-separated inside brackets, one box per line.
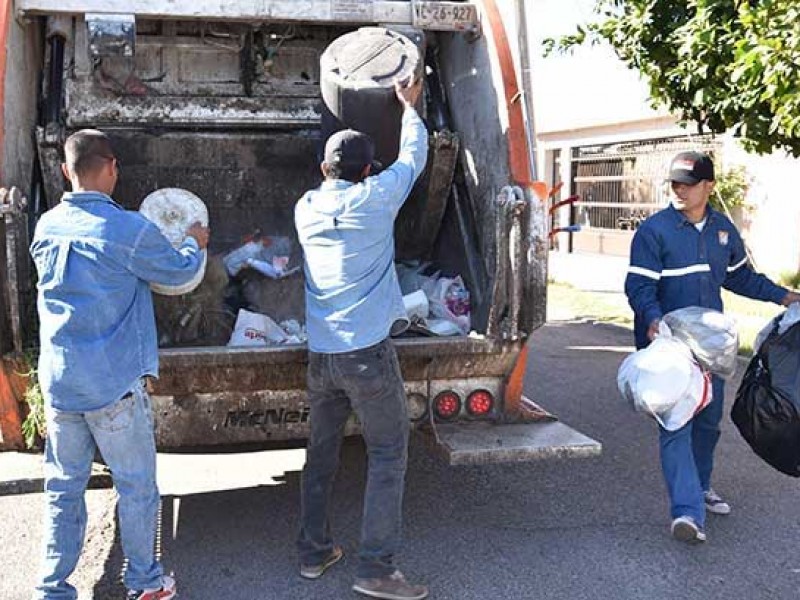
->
[548, 250, 628, 293]
[0, 451, 111, 495]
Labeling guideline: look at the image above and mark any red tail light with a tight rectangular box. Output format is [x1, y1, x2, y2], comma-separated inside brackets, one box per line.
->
[433, 391, 461, 421]
[466, 389, 494, 416]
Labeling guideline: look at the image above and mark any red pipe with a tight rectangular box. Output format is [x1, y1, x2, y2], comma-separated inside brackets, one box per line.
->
[478, 0, 533, 186]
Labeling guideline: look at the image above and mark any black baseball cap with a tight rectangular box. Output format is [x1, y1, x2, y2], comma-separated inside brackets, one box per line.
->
[668, 151, 715, 185]
[323, 129, 382, 171]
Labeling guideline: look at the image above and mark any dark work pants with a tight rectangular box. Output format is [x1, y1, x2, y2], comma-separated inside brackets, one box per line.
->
[297, 338, 410, 579]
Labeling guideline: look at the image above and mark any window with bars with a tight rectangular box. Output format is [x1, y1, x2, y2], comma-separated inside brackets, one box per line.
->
[571, 136, 721, 231]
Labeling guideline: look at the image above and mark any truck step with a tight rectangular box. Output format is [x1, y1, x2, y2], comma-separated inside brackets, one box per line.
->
[420, 421, 602, 466]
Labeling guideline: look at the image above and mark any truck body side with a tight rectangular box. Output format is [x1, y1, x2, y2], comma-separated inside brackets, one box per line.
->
[0, 0, 600, 462]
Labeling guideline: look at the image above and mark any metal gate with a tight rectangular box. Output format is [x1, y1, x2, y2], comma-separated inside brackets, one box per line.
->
[570, 135, 720, 256]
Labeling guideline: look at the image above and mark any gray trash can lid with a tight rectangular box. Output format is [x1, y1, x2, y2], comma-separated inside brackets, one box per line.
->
[320, 27, 420, 90]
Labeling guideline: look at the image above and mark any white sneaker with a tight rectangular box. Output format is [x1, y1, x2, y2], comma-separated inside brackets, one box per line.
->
[704, 488, 731, 515]
[127, 575, 177, 600]
[671, 516, 706, 544]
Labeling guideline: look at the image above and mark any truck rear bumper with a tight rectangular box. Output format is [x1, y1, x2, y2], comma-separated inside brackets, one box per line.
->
[151, 337, 523, 449]
[419, 420, 601, 466]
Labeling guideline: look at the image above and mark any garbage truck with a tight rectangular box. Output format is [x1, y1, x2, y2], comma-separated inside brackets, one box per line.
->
[0, 0, 601, 463]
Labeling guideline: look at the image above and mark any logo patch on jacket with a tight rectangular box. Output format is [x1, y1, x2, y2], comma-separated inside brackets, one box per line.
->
[718, 231, 729, 246]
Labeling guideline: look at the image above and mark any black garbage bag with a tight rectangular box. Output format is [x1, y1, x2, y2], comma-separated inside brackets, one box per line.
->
[731, 320, 800, 477]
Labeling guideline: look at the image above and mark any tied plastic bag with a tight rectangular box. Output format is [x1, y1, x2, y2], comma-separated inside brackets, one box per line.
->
[425, 276, 471, 335]
[396, 261, 439, 296]
[617, 322, 713, 431]
[280, 319, 307, 344]
[228, 309, 289, 347]
[662, 306, 739, 380]
[732, 317, 800, 477]
[753, 302, 800, 354]
[394, 262, 472, 336]
[223, 235, 294, 278]
[402, 290, 429, 321]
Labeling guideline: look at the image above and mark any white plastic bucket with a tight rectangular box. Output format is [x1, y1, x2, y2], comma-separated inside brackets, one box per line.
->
[139, 187, 208, 296]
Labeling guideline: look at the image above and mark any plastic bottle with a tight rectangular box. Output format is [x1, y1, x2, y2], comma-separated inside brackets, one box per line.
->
[445, 283, 470, 317]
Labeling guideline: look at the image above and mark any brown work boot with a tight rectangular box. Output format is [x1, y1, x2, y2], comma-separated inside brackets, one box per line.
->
[352, 570, 428, 600]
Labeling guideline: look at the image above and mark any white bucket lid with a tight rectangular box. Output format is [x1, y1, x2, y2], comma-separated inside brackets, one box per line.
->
[139, 187, 208, 296]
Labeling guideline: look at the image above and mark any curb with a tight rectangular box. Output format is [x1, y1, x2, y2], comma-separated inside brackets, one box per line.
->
[0, 469, 112, 497]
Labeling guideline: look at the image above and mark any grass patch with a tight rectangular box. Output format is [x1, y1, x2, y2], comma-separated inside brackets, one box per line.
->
[779, 271, 800, 289]
[547, 282, 633, 327]
[722, 290, 782, 356]
[18, 352, 45, 450]
[548, 282, 783, 356]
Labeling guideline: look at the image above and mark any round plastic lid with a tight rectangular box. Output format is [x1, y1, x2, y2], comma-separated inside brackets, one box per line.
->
[139, 188, 208, 296]
[320, 27, 420, 89]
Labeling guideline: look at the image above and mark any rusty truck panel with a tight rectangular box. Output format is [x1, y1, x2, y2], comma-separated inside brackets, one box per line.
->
[0, 1, 602, 462]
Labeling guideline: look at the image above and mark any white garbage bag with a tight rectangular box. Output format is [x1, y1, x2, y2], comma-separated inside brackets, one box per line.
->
[402, 289, 430, 321]
[662, 306, 739, 380]
[424, 276, 471, 334]
[223, 235, 294, 277]
[618, 323, 713, 431]
[228, 309, 289, 347]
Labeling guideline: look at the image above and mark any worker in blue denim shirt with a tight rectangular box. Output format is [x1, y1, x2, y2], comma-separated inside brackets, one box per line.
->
[295, 79, 429, 600]
[30, 129, 209, 600]
[625, 151, 800, 545]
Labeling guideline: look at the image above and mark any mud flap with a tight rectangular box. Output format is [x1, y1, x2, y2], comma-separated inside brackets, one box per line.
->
[418, 421, 601, 466]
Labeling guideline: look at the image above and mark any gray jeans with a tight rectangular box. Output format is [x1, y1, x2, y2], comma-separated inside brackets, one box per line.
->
[298, 338, 410, 579]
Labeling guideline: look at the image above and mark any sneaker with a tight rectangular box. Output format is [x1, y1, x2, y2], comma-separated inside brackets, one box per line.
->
[671, 516, 707, 544]
[352, 570, 429, 600]
[127, 575, 176, 600]
[704, 488, 731, 515]
[299, 546, 344, 580]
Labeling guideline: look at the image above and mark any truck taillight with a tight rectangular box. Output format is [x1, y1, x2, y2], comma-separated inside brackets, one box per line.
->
[406, 392, 428, 422]
[433, 391, 461, 421]
[466, 390, 494, 416]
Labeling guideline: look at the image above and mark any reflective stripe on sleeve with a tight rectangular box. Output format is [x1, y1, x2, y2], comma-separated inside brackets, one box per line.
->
[627, 266, 662, 280]
[662, 264, 711, 277]
[727, 256, 748, 273]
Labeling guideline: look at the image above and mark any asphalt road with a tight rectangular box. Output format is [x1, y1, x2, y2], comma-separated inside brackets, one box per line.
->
[3, 320, 800, 600]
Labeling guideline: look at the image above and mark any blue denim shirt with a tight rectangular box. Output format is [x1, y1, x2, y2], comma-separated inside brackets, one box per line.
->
[295, 107, 429, 353]
[31, 191, 204, 412]
[625, 204, 787, 349]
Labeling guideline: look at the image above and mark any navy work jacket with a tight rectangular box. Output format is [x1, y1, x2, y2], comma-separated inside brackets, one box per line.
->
[625, 204, 787, 349]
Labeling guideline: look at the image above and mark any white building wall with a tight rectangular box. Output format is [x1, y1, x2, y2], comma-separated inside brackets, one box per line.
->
[723, 138, 800, 277]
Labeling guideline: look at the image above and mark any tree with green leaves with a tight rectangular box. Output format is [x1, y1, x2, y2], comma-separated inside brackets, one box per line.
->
[546, 0, 800, 157]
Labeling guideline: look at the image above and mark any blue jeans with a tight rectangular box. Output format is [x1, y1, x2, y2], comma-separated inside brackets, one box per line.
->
[34, 381, 164, 599]
[298, 339, 410, 579]
[659, 376, 725, 528]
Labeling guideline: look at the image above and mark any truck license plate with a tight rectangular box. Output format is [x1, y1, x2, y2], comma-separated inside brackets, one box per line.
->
[413, 2, 479, 31]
